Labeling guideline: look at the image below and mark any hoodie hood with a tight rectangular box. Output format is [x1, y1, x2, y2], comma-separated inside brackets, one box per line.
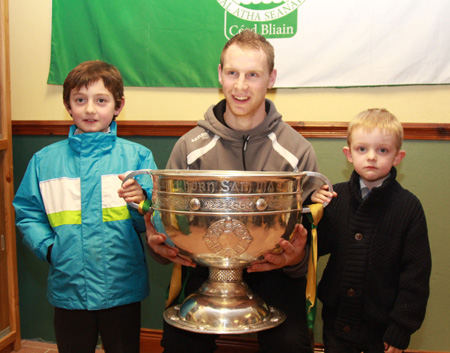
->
[198, 99, 283, 142]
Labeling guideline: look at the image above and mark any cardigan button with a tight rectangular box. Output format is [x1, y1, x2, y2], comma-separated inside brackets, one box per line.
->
[343, 325, 352, 333]
[355, 233, 363, 240]
[347, 288, 356, 297]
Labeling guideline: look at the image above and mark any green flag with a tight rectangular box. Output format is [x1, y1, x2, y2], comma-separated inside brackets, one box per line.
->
[48, 0, 225, 87]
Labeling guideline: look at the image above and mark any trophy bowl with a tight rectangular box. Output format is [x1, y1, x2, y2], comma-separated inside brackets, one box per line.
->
[124, 169, 332, 334]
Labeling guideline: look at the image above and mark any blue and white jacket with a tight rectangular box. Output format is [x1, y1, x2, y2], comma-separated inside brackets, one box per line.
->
[13, 122, 156, 310]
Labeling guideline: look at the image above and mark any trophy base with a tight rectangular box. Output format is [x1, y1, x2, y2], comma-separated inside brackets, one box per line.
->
[163, 268, 287, 334]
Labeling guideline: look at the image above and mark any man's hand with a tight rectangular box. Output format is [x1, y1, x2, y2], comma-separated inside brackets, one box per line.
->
[247, 223, 307, 273]
[145, 213, 195, 267]
[117, 174, 145, 204]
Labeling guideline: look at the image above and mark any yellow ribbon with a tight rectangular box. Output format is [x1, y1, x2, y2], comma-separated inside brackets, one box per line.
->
[165, 263, 182, 308]
[305, 203, 324, 329]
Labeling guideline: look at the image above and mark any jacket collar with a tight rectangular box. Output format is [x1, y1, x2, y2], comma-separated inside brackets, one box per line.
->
[349, 167, 397, 201]
[68, 121, 117, 155]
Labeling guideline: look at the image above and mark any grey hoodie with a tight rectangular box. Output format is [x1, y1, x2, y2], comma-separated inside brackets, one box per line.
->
[167, 99, 320, 196]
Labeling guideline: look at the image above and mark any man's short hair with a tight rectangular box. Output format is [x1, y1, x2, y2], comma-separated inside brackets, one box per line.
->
[220, 29, 275, 73]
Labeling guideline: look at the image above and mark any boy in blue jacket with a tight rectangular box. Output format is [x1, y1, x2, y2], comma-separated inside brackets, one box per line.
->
[13, 60, 157, 353]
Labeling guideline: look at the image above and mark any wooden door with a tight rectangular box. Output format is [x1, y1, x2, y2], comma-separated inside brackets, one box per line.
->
[0, 158, 12, 340]
[0, 0, 21, 351]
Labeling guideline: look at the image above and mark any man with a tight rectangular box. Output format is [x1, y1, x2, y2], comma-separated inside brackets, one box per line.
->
[146, 29, 319, 353]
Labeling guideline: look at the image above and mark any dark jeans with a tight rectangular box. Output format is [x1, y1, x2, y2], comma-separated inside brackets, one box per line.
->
[54, 302, 141, 353]
[161, 267, 313, 353]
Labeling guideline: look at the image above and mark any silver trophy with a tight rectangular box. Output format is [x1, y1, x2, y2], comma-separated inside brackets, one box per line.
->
[124, 169, 332, 334]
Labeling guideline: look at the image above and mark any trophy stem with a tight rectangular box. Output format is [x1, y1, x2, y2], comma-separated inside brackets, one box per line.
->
[209, 266, 243, 283]
[164, 266, 286, 334]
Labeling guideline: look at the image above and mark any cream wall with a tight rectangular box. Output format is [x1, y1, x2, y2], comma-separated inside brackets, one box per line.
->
[9, 1, 450, 123]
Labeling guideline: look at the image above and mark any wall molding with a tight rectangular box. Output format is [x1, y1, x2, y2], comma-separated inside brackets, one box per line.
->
[12, 120, 450, 140]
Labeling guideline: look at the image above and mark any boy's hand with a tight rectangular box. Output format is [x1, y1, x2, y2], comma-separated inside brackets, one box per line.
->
[247, 224, 307, 272]
[311, 184, 337, 204]
[384, 342, 403, 353]
[117, 174, 145, 203]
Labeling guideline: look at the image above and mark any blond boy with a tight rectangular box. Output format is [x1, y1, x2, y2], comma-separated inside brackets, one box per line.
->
[312, 108, 431, 353]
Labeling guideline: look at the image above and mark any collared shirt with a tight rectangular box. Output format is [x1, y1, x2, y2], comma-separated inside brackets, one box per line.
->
[360, 175, 390, 199]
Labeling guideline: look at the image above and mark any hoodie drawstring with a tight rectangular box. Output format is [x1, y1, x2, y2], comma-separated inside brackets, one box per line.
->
[242, 135, 250, 171]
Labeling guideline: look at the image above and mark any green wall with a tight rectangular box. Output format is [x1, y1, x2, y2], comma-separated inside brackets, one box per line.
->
[12, 135, 450, 351]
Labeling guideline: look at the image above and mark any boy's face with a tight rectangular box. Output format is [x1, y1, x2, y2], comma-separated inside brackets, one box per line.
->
[343, 127, 405, 187]
[218, 44, 276, 127]
[65, 79, 124, 133]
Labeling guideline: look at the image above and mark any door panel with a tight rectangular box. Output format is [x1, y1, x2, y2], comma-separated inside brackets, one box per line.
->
[0, 0, 21, 351]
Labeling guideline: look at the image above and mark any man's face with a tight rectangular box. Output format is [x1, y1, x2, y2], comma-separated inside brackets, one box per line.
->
[218, 44, 276, 129]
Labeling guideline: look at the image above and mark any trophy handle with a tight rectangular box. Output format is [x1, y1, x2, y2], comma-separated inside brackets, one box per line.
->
[121, 169, 154, 214]
[300, 171, 333, 214]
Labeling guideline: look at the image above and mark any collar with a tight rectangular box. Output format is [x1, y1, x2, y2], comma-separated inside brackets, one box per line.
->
[213, 99, 271, 129]
[359, 174, 390, 199]
[69, 122, 117, 154]
[74, 125, 112, 135]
